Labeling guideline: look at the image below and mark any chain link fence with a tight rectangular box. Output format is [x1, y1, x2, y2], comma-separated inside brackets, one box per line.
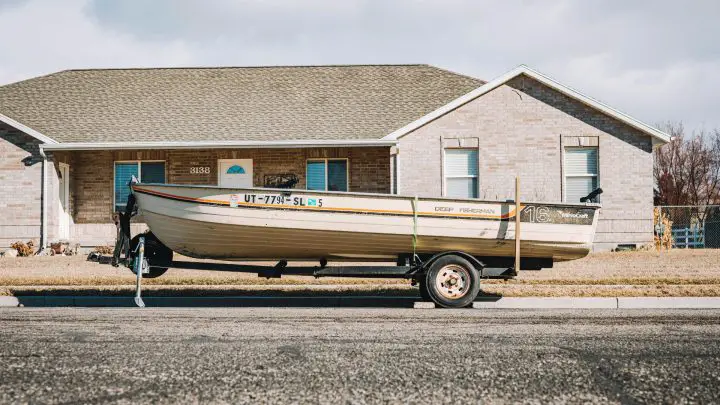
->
[654, 205, 720, 249]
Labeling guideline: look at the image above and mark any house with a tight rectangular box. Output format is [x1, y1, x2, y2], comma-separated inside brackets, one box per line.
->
[0, 64, 670, 252]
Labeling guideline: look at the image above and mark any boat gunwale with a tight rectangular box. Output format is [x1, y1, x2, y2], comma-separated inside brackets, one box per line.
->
[132, 182, 602, 210]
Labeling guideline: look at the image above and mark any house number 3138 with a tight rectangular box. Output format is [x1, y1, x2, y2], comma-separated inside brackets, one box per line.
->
[190, 166, 210, 174]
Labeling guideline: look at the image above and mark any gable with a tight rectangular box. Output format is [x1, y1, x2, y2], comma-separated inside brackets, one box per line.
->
[384, 66, 670, 145]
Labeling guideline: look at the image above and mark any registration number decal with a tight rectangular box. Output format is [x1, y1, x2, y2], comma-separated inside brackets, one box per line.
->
[239, 194, 323, 207]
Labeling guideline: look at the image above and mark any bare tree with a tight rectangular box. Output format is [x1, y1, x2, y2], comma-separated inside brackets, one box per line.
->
[654, 122, 720, 223]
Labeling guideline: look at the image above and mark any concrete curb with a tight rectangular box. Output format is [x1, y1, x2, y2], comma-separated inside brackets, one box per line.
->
[0, 296, 19, 307]
[472, 297, 617, 309]
[4, 295, 720, 309]
[470, 297, 720, 309]
[617, 297, 720, 309]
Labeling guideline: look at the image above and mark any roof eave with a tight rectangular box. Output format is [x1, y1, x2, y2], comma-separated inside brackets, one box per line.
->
[382, 64, 672, 144]
[0, 113, 58, 144]
[40, 139, 397, 151]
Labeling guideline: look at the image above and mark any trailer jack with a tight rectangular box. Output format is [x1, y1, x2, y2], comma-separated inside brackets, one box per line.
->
[132, 236, 149, 307]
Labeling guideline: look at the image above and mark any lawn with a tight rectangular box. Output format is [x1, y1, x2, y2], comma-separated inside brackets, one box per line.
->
[1, 249, 719, 297]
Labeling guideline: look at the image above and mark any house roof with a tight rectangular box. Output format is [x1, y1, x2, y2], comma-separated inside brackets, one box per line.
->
[384, 65, 671, 144]
[0, 64, 484, 144]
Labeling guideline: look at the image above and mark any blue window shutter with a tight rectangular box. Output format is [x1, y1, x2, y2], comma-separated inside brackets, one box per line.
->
[306, 161, 326, 191]
[115, 163, 139, 211]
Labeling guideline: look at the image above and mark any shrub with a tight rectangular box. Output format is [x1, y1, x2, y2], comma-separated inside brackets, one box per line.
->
[93, 245, 114, 255]
[10, 240, 35, 257]
[653, 208, 673, 250]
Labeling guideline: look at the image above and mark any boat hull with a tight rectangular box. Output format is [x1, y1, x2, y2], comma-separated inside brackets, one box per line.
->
[131, 184, 600, 262]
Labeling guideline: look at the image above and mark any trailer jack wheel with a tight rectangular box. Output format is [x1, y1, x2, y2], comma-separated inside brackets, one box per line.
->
[425, 255, 481, 308]
[129, 233, 173, 278]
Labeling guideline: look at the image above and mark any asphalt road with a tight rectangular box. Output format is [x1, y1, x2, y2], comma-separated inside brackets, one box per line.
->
[1, 308, 719, 404]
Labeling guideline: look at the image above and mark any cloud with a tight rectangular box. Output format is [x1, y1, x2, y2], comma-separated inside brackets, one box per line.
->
[0, 0, 192, 84]
[1, 0, 718, 132]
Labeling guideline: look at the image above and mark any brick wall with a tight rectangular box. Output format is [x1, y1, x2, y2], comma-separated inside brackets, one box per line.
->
[397, 74, 654, 251]
[0, 124, 43, 247]
[62, 147, 390, 244]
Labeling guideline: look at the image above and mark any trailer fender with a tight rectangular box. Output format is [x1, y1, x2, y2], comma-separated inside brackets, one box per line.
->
[422, 251, 486, 276]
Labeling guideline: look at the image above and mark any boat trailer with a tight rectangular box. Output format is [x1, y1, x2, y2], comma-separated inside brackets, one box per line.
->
[108, 178, 551, 308]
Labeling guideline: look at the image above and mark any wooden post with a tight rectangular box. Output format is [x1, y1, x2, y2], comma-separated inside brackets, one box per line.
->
[515, 177, 521, 274]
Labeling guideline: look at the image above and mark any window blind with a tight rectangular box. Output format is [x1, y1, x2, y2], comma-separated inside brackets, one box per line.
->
[565, 148, 598, 176]
[565, 147, 599, 203]
[327, 160, 348, 192]
[445, 149, 478, 177]
[445, 149, 478, 198]
[141, 162, 166, 183]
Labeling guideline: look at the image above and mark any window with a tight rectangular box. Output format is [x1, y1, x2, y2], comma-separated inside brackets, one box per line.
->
[226, 164, 246, 174]
[444, 149, 478, 198]
[306, 159, 348, 192]
[114, 161, 166, 211]
[564, 147, 599, 203]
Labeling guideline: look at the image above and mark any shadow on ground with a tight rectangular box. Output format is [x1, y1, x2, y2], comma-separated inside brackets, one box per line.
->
[13, 290, 503, 308]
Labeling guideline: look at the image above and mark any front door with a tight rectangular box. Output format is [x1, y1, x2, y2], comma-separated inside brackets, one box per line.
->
[218, 159, 253, 188]
[58, 163, 70, 240]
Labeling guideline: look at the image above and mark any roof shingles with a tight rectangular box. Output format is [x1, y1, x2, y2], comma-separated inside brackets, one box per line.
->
[0, 65, 483, 143]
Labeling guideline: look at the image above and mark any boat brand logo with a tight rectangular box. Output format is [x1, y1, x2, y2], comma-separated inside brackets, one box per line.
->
[559, 211, 589, 219]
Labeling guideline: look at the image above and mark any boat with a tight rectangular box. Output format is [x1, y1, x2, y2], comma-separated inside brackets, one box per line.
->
[115, 182, 601, 308]
[129, 183, 600, 264]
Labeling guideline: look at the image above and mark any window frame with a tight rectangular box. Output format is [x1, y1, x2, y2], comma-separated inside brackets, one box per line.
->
[563, 146, 600, 203]
[305, 158, 350, 192]
[443, 148, 479, 199]
[113, 160, 166, 212]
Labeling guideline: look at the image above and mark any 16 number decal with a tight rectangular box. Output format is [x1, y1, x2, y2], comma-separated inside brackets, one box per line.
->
[523, 206, 550, 223]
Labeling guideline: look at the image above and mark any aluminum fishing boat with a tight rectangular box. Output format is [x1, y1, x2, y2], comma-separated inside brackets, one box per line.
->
[130, 183, 600, 264]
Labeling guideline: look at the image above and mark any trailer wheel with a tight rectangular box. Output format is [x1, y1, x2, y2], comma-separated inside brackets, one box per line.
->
[425, 255, 480, 308]
[130, 234, 173, 278]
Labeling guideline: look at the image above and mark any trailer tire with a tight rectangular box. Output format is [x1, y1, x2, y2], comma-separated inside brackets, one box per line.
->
[130, 234, 173, 278]
[425, 255, 480, 308]
[418, 278, 432, 301]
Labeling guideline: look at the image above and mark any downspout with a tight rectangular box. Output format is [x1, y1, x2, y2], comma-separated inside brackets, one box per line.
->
[39, 146, 48, 251]
[391, 145, 400, 195]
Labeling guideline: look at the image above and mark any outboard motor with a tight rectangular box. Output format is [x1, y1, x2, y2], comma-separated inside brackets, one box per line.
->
[111, 177, 139, 266]
[580, 187, 603, 203]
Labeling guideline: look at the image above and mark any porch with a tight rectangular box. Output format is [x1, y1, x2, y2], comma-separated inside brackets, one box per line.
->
[47, 145, 392, 247]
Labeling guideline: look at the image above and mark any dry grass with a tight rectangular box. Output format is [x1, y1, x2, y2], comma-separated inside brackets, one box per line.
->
[519, 249, 720, 280]
[2, 249, 720, 297]
[2, 284, 719, 298]
[481, 284, 720, 297]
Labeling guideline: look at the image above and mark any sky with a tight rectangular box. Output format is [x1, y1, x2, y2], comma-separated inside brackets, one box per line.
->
[0, 0, 718, 133]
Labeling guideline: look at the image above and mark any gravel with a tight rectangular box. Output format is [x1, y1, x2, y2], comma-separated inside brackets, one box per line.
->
[1, 308, 719, 404]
